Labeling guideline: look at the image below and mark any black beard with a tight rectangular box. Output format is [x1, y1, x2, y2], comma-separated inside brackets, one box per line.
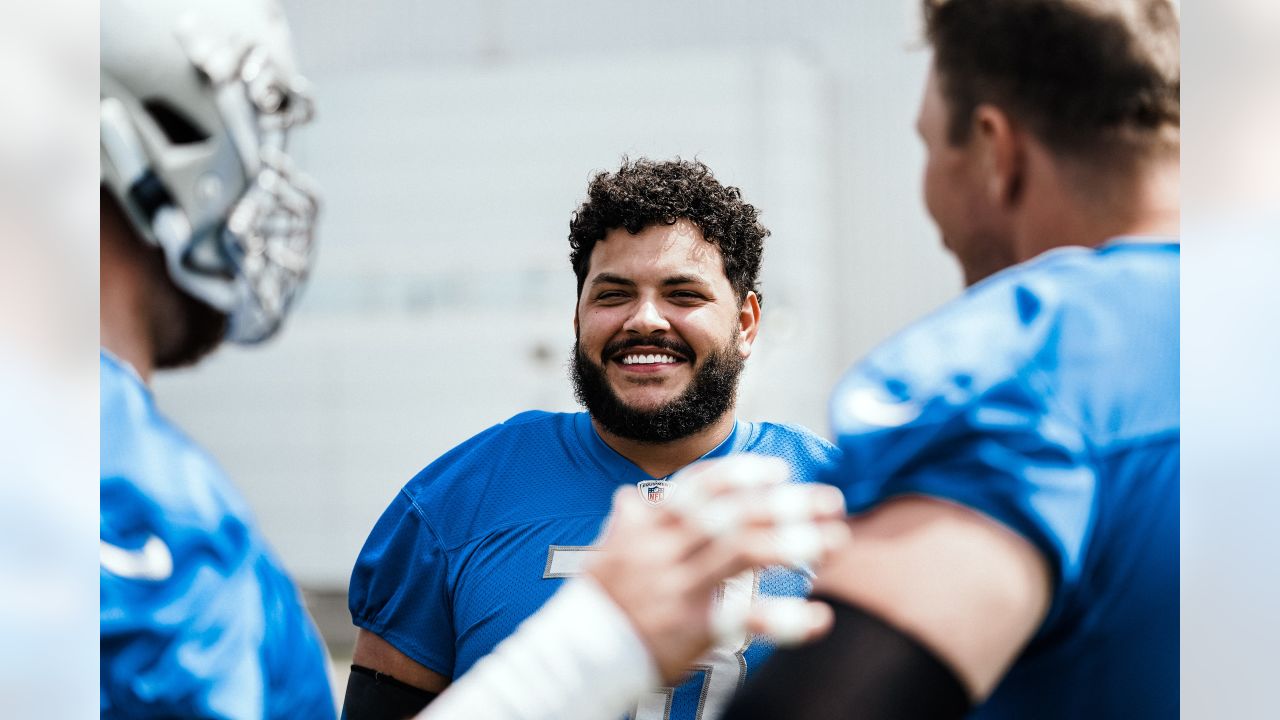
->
[570, 335, 743, 444]
[154, 292, 228, 369]
[152, 258, 229, 370]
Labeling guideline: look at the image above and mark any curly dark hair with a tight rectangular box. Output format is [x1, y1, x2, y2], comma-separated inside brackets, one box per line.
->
[924, 0, 1179, 162]
[568, 158, 769, 304]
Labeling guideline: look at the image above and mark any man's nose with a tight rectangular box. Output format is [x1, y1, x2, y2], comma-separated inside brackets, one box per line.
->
[622, 299, 671, 335]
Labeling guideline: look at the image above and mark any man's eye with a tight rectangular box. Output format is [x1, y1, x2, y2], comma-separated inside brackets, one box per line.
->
[670, 290, 705, 301]
[595, 290, 627, 301]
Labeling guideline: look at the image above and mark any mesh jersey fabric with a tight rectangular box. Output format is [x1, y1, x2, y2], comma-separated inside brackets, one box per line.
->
[825, 241, 1178, 719]
[349, 410, 838, 720]
[100, 351, 335, 720]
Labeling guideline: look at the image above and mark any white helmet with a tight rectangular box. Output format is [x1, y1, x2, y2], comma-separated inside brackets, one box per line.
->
[101, 0, 318, 344]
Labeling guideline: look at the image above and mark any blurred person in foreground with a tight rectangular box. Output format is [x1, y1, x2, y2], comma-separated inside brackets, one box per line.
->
[99, 0, 335, 716]
[722, 1, 1180, 718]
[344, 159, 842, 720]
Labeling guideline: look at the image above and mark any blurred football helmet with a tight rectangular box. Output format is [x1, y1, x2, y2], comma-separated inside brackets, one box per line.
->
[101, 0, 317, 344]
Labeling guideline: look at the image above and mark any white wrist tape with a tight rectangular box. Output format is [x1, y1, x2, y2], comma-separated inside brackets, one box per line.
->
[419, 578, 660, 720]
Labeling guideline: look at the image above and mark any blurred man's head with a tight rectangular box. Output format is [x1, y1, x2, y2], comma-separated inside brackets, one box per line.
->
[567, 159, 767, 443]
[916, 0, 1180, 284]
[100, 0, 318, 370]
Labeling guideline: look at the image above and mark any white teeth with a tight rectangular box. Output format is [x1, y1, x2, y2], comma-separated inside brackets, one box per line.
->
[621, 353, 677, 365]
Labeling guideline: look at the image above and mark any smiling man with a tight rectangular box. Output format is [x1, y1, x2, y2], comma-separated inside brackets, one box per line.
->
[343, 158, 839, 720]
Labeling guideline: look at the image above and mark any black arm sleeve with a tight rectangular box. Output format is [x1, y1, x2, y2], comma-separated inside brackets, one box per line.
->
[721, 593, 973, 720]
[341, 664, 440, 720]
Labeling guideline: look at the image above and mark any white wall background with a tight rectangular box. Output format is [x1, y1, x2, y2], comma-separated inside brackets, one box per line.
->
[154, 0, 961, 590]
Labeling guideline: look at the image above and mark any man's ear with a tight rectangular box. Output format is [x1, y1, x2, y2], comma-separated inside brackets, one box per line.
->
[972, 104, 1024, 207]
[737, 291, 761, 358]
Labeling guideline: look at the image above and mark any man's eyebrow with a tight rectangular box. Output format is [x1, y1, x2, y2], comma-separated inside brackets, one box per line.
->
[587, 273, 712, 288]
[661, 274, 710, 287]
[588, 273, 635, 287]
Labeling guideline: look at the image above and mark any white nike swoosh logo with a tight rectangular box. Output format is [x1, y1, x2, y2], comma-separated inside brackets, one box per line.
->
[842, 386, 923, 428]
[100, 535, 174, 581]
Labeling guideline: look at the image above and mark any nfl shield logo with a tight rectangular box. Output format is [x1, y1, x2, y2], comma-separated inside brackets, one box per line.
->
[637, 479, 675, 506]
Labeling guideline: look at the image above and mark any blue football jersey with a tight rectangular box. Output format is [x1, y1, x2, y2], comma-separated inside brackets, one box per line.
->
[100, 351, 335, 720]
[350, 411, 839, 720]
[826, 242, 1178, 718]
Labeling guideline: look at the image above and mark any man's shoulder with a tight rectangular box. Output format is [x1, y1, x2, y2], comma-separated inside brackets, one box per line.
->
[828, 289, 1037, 441]
[100, 351, 157, 457]
[101, 355, 251, 533]
[833, 242, 1178, 439]
[500, 409, 564, 428]
[1004, 241, 1178, 315]
[741, 421, 840, 470]
[464, 408, 574, 443]
[102, 515, 327, 719]
[101, 433, 259, 592]
[403, 410, 578, 482]
[396, 411, 592, 523]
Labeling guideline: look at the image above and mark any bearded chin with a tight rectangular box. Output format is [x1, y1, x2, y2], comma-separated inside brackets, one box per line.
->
[570, 339, 743, 444]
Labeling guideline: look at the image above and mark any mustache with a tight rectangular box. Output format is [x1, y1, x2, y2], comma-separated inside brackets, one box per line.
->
[601, 336, 695, 362]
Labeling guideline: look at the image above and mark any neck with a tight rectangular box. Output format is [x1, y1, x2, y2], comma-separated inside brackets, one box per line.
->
[591, 411, 736, 479]
[1016, 151, 1179, 262]
[100, 240, 156, 384]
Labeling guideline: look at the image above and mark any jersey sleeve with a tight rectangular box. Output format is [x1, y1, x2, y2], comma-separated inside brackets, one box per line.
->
[826, 365, 1097, 627]
[349, 489, 458, 677]
[101, 480, 267, 719]
[101, 477, 337, 720]
[101, 572, 265, 718]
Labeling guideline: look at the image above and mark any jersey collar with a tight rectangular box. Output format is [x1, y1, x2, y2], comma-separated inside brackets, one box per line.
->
[101, 348, 149, 393]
